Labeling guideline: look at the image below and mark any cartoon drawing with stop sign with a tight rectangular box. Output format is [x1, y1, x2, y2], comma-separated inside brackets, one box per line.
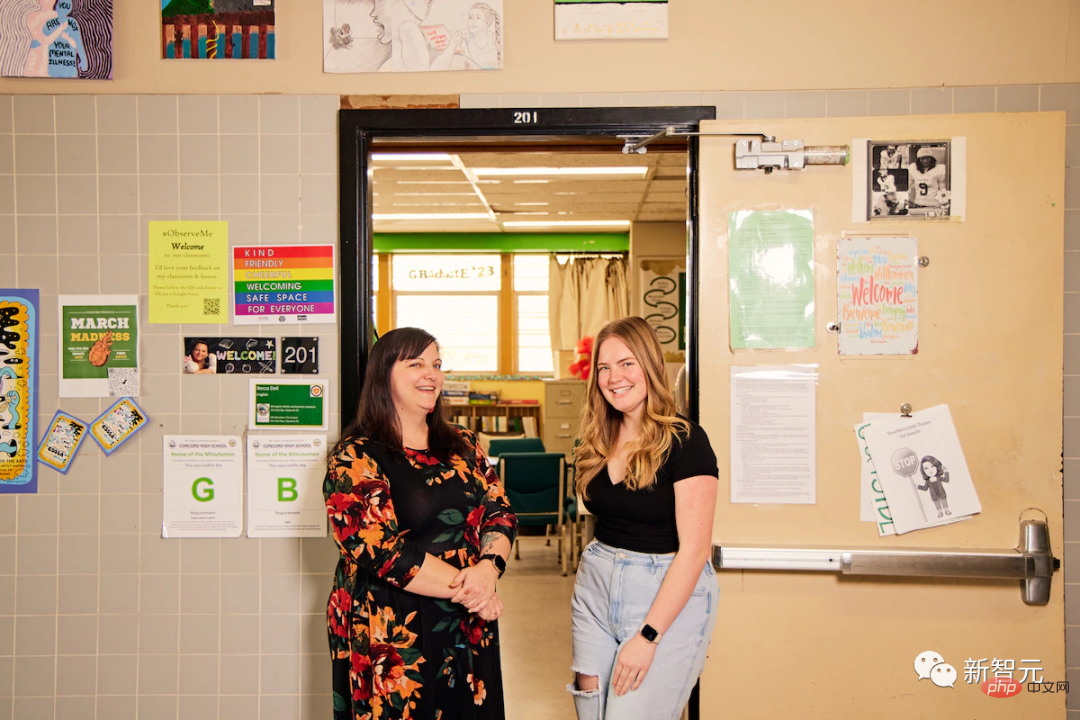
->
[891, 447, 929, 522]
[917, 456, 951, 518]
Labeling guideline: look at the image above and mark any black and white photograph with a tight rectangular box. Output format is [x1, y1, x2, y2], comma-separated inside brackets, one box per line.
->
[868, 141, 952, 220]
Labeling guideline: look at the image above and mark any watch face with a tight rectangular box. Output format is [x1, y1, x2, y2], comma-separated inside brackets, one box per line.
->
[640, 624, 659, 642]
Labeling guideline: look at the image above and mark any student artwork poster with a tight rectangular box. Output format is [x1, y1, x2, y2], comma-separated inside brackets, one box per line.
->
[0, 0, 113, 79]
[37, 411, 88, 474]
[323, 0, 503, 73]
[0, 290, 38, 494]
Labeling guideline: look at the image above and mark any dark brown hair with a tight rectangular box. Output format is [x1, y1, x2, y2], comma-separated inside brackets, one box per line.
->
[331, 327, 469, 462]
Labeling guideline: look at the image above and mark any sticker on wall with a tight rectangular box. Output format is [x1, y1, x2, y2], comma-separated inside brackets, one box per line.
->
[280, 337, 319, 374]
[0, 0, 113, 79]
[249, 378, 329, 430]
[162, 436, 244, 538]
[59, 295, 139, 398]
[852, 138, 967, 222]
[148, 221, 229, 324]
[183, 337, 277, 374]
[0, 289, 38, 493]
[162, 0, 275, 59]
[37, 411, 88, 475]
[637, 257, 685, 364]
[89, 397, 147, 456]
[232, 245, 336, 325]
[555, 0, 668, 40]
[323, 0, 503, 73]
[246, 435, 328, 537]
[836, 237, 918, 356]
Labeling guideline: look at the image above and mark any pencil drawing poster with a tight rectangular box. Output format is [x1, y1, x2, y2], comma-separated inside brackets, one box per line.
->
[555, 0, 668, 41]
[0, 0, 113, 79]
[324, 0, 503, 73]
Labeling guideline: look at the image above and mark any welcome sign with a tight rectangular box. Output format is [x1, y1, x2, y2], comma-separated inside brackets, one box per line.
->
[837, 236, 919, 356]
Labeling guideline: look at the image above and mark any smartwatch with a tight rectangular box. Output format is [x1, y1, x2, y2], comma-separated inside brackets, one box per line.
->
[639, 623, 662, 644]
[479, 554, 506, 578]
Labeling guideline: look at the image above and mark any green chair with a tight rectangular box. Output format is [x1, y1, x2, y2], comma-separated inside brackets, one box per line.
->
[498, 451, 571, 576]
[487, 437, 545, 458]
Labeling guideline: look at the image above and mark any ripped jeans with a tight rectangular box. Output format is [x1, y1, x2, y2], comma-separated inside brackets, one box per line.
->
[567, 541, 718, 720]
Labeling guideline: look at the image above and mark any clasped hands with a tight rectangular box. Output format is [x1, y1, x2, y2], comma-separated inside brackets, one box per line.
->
[450, 559, 502, 621]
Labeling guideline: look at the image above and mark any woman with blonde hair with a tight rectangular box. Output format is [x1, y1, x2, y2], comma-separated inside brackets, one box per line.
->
[568, 316, 719, 719]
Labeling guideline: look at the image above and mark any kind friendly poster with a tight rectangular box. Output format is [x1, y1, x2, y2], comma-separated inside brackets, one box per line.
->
[59, 295, 139, 397]
[246, 435, 328, 538]
[162, 436, 243, 538]
[837, 237, 918, 356]
[0, 290, 38, 494]
[323, 0, 503, 73]
[0, 0, 113, 79]
[232, 245, 335, 325]
[148, 221, 229, 324]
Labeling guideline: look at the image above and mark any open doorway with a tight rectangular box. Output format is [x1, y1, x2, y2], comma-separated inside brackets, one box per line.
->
[338, 106, 713, 719]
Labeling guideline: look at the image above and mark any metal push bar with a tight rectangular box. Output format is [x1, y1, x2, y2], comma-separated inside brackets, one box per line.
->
[712, 518, 1059, 605]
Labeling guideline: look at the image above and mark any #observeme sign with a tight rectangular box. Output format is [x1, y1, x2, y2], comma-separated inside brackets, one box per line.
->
[162, 435, 328, 538]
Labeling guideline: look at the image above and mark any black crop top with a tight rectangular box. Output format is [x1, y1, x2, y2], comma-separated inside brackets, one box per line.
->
[582, 420, 718, 554]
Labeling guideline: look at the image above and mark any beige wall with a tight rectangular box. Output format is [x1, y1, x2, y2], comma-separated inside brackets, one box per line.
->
[0, 1, 1077, 96]
[629, 221, 686, 317]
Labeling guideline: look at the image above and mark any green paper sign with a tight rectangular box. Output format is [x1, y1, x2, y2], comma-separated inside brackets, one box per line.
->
[249, 379, 328, 430]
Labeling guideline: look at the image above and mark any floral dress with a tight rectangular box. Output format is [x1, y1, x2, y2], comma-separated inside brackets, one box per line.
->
[324, 429, 518, 720]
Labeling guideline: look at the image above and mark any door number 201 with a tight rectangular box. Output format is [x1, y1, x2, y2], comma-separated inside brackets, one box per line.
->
[513, 111, 538, 124]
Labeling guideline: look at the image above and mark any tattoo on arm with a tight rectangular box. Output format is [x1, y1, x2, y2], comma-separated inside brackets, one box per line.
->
[480, 532, 502, 557]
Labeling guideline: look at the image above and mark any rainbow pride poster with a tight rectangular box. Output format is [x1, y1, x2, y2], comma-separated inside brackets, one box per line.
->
[232, 245, 335, 325]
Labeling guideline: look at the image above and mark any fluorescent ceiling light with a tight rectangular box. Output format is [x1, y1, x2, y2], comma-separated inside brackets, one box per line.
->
[374, 213, 492, 221]
[502, 220, 631, 228]
[514, 202, 549, 206]
[371, 153, 454, 162]
[474, 166, 648, 178]
[514, 180, 549, 184]
[397, 181, 473, 185]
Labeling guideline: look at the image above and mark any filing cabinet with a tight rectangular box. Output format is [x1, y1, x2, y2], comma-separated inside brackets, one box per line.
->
[542, 379, 584, 458]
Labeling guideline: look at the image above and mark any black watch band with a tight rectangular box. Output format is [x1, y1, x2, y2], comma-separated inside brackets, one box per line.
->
[479, 554, 506, 577]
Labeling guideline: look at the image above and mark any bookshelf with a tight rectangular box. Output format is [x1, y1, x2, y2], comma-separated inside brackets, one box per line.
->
[446, 403, 542, 436]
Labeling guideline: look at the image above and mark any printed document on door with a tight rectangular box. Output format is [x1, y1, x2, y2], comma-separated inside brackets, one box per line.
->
[730, 365, 817, 504]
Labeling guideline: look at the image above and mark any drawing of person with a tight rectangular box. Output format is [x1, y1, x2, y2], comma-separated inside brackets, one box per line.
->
[443, 2, 501, 70]
[371, 0, 437, 72]
[48, 0, 87, 78]
[183, 340, 217, 374]
[0, 430, 16, 458]
[23, 0, 69, 77]
[916, 455, 951, 518]
[0, 390, 20, 431]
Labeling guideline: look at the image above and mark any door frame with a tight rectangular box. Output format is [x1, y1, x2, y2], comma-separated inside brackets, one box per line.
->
[339, 105, 715, 428]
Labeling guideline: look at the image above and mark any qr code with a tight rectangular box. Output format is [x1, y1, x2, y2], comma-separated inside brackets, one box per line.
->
[203, 297, 221, 316]
[108, 368, 139, 397]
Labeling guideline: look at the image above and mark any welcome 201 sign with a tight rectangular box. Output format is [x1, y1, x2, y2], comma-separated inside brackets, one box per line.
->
[232, 245, 335, 325]
[837, 237, 919, 356]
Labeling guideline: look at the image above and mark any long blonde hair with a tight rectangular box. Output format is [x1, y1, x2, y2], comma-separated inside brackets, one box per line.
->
[575, 317, 689, 499]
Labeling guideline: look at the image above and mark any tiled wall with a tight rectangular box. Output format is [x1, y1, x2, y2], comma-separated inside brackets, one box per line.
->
[0, 85, 1077, 718]
[0, 94, 342, 720]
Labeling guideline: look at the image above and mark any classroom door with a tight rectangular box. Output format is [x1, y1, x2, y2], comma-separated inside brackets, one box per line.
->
[694, 113, 1066, 718]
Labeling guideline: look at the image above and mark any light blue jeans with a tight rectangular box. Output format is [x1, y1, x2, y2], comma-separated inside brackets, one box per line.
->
[568, 540, 719, 719]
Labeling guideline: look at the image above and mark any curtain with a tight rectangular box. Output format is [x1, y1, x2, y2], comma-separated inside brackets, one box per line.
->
[548, 254, 630, 352]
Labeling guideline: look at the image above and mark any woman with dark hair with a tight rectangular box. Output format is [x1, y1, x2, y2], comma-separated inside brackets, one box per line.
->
[917, 455, 951, 518]
[324, 327, 517, 720]
[182, 340, 216, 374]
